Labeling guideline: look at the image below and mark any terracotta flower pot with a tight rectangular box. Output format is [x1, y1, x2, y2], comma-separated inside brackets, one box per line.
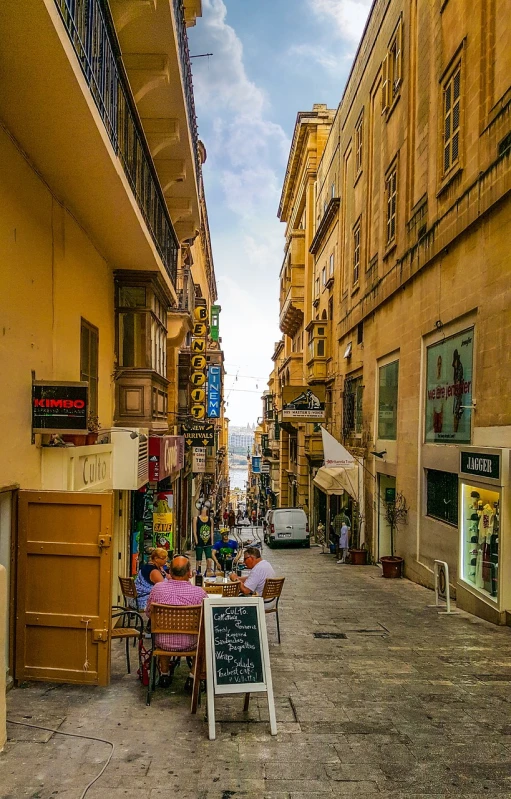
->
[86, 432, 98, 445]
[349, 548, 368, 565]
[62, 434, 87, 446]
[380, 556, 404, 578]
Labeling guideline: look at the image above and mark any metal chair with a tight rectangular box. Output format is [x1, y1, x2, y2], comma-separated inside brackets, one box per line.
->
[118, 576, 140, 609]
[147, 603, 202, 706]
[222, 581, 241, 597]
[111, 606, 144, 674]
[261, 577, 285, 643]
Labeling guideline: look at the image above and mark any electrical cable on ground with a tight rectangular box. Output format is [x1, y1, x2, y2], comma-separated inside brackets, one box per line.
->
[6, 719, 115, 799]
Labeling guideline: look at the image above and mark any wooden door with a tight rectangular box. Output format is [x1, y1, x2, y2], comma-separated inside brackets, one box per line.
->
[16, 490, 113, 686]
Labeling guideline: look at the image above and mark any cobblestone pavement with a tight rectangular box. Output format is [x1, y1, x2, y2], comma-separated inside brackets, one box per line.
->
[3, 541, 511, 799]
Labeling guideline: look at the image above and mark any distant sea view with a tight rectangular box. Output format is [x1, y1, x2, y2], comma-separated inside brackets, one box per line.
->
[230, 467, 248, 491]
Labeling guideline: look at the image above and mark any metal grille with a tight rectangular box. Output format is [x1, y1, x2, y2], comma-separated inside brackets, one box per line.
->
[343, 376, 363, 437]
[172, 0, 201, 180]
[426, 469, 458, 527]
[54, 0, 179, 284]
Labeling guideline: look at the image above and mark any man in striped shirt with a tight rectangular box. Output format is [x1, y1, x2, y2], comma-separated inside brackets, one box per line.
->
[146, 555, 206, 688]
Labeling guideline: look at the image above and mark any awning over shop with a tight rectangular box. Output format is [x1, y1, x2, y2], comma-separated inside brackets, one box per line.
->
[313, 464, 359, 501]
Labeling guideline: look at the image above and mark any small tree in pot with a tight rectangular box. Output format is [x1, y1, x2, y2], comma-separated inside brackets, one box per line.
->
[381, 491, 408, 577]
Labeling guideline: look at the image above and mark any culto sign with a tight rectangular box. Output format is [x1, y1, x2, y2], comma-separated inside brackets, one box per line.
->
[32, 381, 88, 433]
[148, 436, 184, 481]
[460, 451, 500, 481]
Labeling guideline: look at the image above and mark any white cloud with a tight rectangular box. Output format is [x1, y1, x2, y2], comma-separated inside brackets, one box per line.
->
[308, 0, 372, 44]
[190, 0, 288, 423]
[287, 42, 348, 74]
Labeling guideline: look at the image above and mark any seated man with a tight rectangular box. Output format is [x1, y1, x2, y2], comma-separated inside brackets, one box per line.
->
[146, 555, 206, 689]
[229, 546, 276, 608]
[212, 530, 240, 573]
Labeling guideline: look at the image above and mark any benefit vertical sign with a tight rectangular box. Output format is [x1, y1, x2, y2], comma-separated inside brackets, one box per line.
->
[190, 305, 208, 420]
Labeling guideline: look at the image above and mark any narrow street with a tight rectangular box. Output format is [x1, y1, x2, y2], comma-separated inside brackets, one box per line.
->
[3, 541, 511, 798]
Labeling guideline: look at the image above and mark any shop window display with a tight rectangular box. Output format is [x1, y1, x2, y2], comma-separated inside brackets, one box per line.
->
[461, 484, 500, 598]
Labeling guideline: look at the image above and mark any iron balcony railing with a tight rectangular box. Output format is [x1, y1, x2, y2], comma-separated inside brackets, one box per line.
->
[174, 267, 196, 313]
[172, 0, 201, 181]
[54, 0, 178, 285]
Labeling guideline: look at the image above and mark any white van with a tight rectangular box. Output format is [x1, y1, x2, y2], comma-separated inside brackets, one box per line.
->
[264, 508, 309, 548]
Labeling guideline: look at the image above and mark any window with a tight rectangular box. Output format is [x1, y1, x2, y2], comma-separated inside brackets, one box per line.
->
[443, 63, 461, 175]
[343, 375, 363, 436]
[328, 297, 333, 321]
[317, 339, 325, 357]
[353, 220, 361, 284]
[378, 360, 399, 440]
[315, 277, 320, 297]
[355, 112, 363, 174]
[426, 469, 458, 527]
[357, 321, 363, 345]
[331, 181, 336, 198]
[382, 18, 403, 113]
[80, 319, 98, 416]
[425, 327, 473, 444]
[329, 252, 334, 276]
[116, 279, 168, 378]
[385, 166, 397, 245]
[321, 266, 326, 287]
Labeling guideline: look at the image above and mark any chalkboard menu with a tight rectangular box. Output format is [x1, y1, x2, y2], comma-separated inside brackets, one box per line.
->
[212, 604, 263, 686]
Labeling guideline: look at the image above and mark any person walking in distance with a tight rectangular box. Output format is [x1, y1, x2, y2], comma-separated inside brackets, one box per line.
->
[337, 519, 351, 564]
[193, 506, 214, 575]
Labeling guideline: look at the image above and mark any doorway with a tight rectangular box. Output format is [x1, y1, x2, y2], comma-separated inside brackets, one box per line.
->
[378, 474, 396, 561]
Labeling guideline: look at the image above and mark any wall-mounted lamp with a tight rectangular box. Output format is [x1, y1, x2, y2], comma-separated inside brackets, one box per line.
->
[370, 450, 387, 459]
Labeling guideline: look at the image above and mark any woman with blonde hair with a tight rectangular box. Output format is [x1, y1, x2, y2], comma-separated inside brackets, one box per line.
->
[134, 547, 168, 610]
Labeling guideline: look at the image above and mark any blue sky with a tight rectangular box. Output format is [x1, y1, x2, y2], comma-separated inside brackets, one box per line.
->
[188, 0, 372, 425]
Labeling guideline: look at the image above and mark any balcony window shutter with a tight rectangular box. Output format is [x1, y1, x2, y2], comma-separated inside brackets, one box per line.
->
[395, 21, 403, 88]
[381, 55, 389, 113]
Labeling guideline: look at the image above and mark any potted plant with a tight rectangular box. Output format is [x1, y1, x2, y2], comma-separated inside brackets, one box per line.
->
[86, 413, 100, 445]
[380, 491, 408, 578]
[349, 509, 368, 565]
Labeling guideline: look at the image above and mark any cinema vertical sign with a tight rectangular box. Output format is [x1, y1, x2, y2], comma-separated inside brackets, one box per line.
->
[32, 381, 88, 434]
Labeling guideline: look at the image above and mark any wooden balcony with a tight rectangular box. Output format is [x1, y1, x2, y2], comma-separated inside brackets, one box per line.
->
[306, 356, 328, 384]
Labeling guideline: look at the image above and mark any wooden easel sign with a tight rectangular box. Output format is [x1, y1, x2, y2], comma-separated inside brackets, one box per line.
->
[203, 596, 277, 740]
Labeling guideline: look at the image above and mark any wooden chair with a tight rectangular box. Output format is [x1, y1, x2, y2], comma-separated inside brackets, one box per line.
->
[119, 576, 140, 609]
[261, 577, 285, 644]
[222, 581, 241, 597]
[204, 583, 223, 594]
[147, 603, 202, 706]
[111, 606, 144, 674]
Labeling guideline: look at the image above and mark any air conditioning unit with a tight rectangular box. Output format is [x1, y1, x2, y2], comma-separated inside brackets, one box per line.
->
[99, 428, 149, 489]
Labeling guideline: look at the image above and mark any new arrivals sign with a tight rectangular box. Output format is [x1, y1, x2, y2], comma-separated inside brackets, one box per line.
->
[32, 381, 88, 433]
[425, 329, 473, 444]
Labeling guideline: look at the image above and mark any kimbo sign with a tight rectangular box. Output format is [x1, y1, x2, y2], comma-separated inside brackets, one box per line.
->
[32, 381, 88, 434]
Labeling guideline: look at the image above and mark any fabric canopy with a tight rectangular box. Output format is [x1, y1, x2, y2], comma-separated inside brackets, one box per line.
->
[313, 464, 359, 500]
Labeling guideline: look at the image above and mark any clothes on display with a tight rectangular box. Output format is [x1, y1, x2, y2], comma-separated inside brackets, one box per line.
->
[462, 485, 499, 599]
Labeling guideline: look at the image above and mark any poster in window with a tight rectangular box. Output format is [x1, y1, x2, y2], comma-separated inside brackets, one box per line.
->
[425, 329, 473, 443]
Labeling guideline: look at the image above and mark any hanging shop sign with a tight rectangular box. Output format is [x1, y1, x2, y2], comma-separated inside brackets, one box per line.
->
[460, 450, 500, 481]
[252, 456, 261, 474]
[194, 306, 208, 322]
[148, 435, 185, 482]
[191, 404, 206, 419]
[425, 328, 474, 444]
[190, 372, 206, 387]
[183, 422, 215, 448]
[191, 339, 206, 353]
[191, 355, 207, 370]
[32, 380, 88, 433]
[193, 322, 207, 337]
[261, 462, 270, 474]
[281, 385, 326, 422]
[207, 364, 221, 419]
[193, 446, 206, 473]
[190, 388, 205, 403]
